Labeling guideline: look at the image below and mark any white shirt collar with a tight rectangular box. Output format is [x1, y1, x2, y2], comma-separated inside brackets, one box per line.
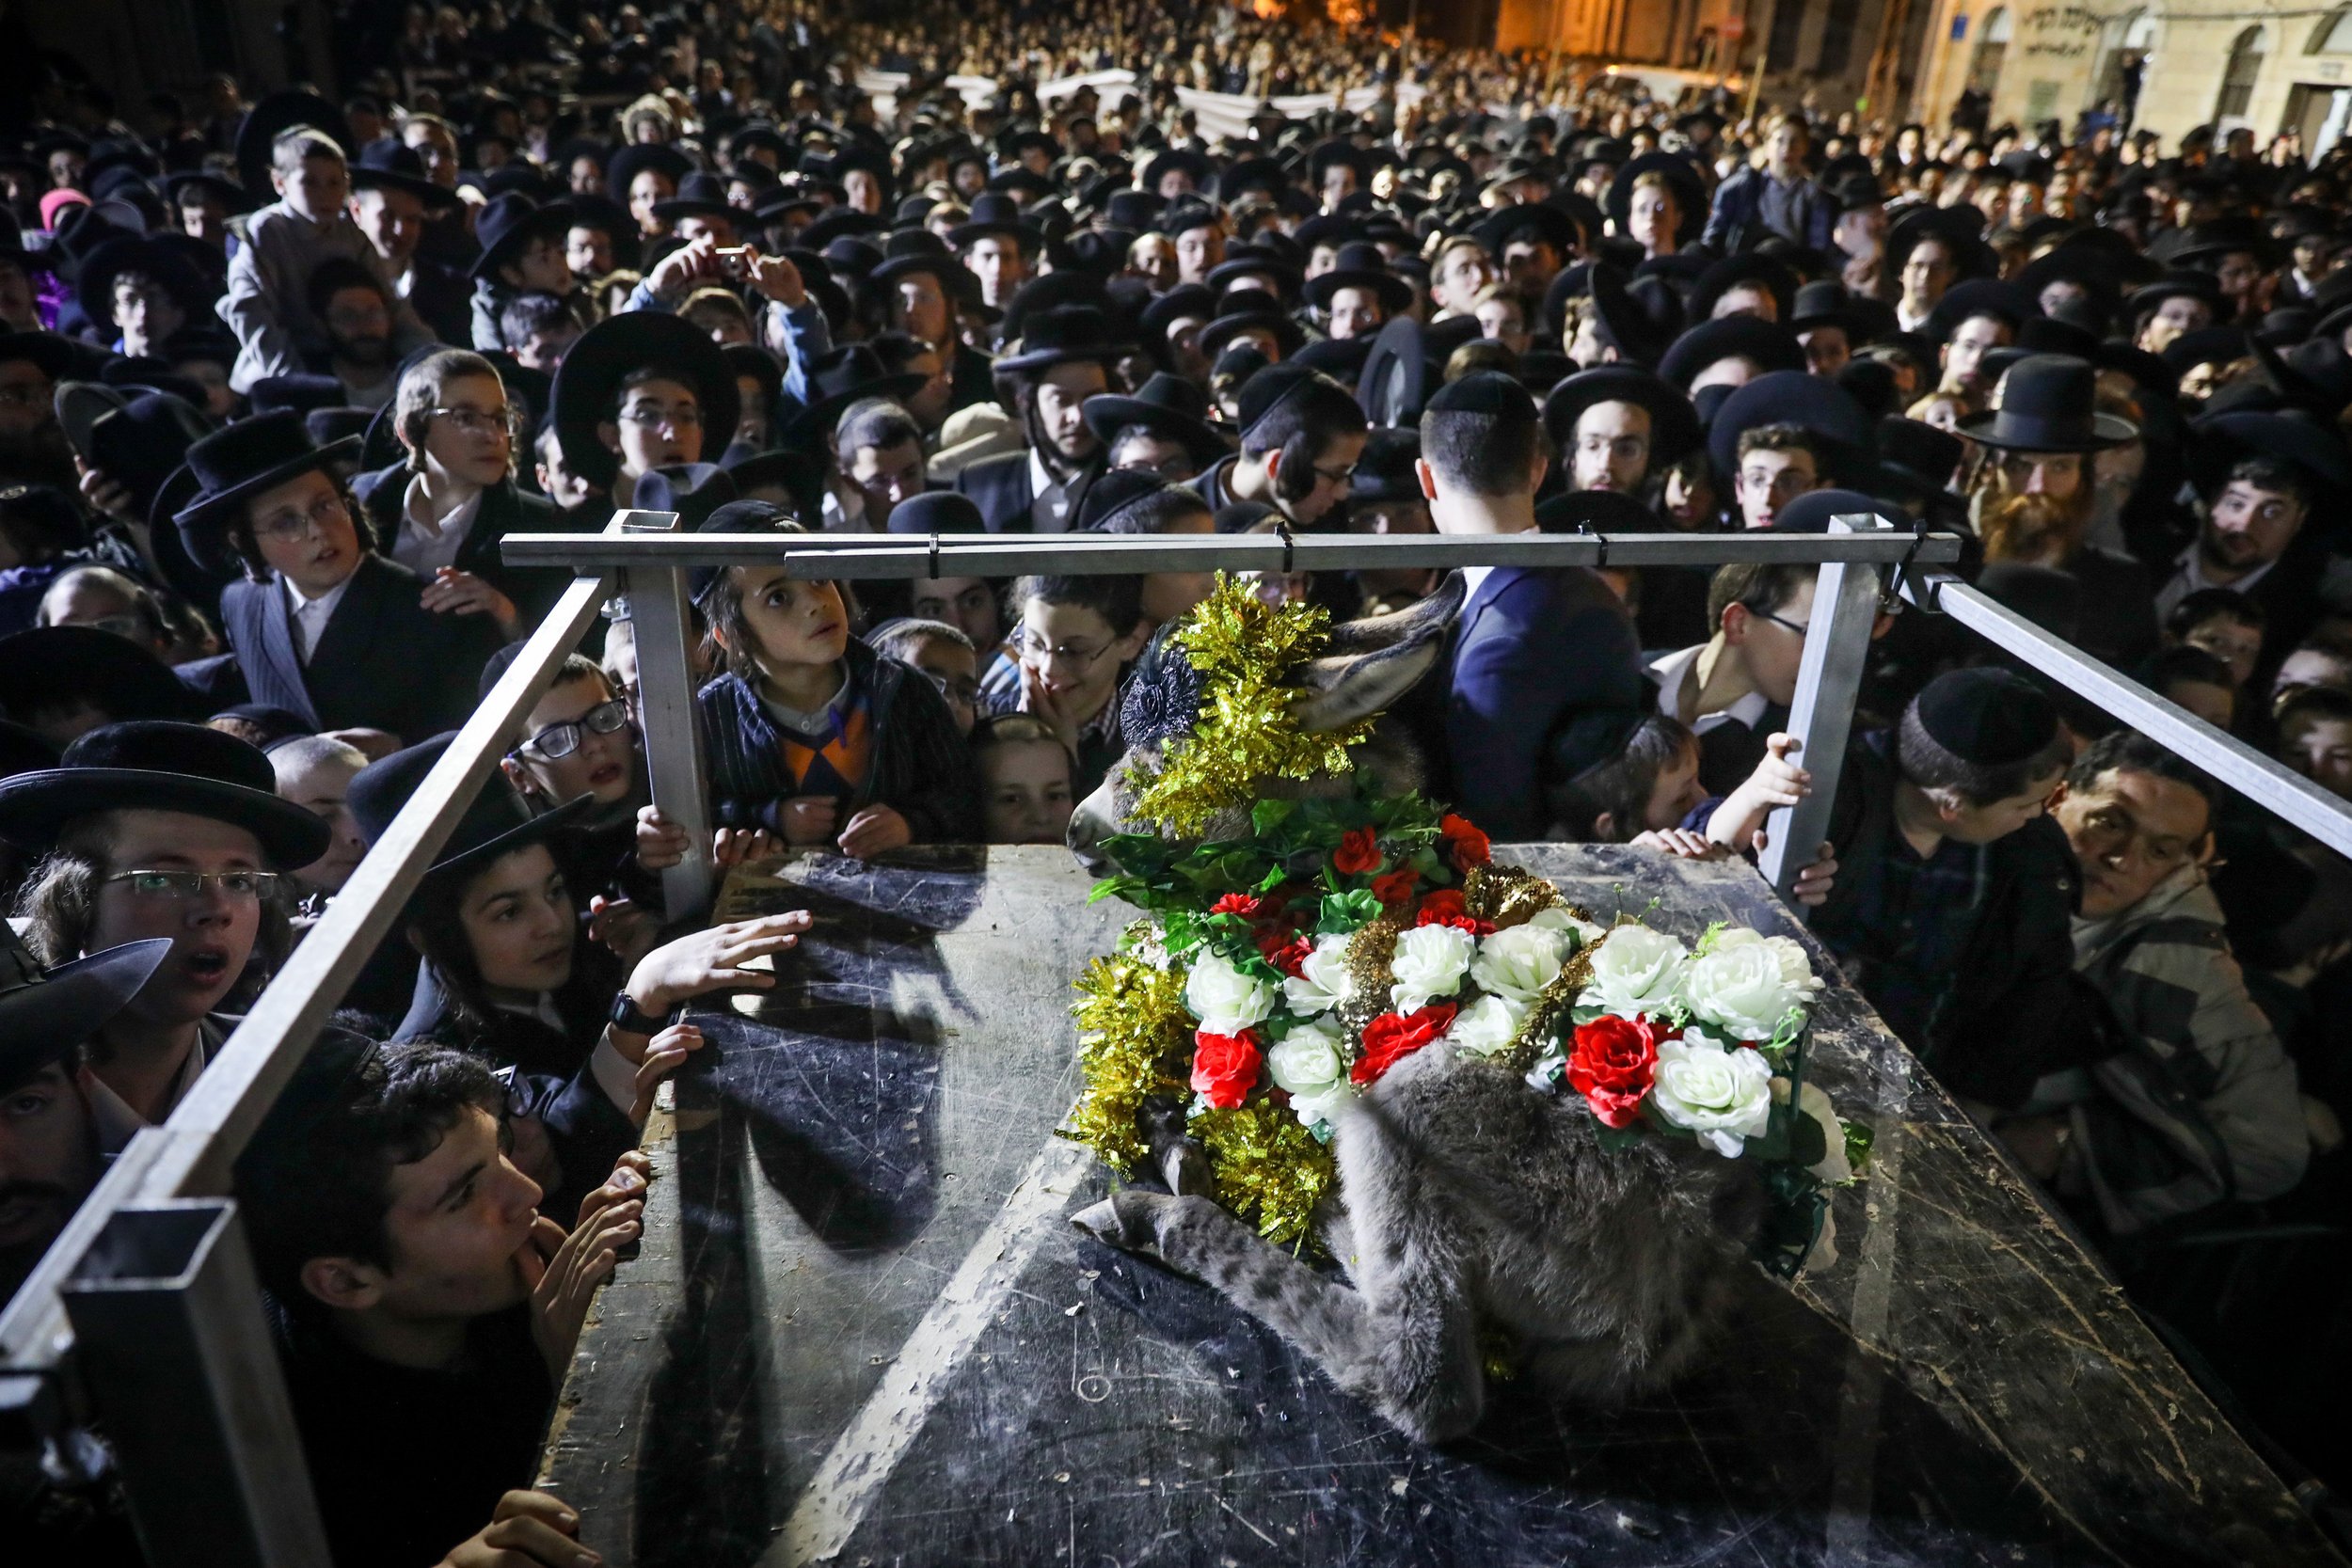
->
[283, 571, 356, 658]
[83, 1022, 216, 1157]
[395, 475, 482, 577]
[1646, 643, 1770, 733]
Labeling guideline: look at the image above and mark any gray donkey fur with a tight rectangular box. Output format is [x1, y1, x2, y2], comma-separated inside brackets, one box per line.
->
[1068, 569, 1766, 1443]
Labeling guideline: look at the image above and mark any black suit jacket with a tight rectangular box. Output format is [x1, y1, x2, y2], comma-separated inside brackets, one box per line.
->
[406, 259, 473, 346]
[219, 553, 505, 744]
[351, 466, 573, 628]
[953, 449, 1106, 532]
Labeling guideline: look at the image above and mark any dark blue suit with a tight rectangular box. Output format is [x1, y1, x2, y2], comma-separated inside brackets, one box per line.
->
[1443, 565, 1645, 841]
[217, 553, 505, 745]
[952, 449, 1106, 532]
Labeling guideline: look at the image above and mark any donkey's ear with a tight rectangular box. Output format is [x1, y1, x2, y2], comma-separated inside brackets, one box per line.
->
[1289, 636, 1445, 734]
[1320, 569, 1468, 655]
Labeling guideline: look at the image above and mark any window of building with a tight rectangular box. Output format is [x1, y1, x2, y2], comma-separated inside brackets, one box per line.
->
[2217, 25, 2268, 120]
[2312, 8, 2352, 54]
[1967, 8, 2012, 98]
[1817, 0, 1866, 75]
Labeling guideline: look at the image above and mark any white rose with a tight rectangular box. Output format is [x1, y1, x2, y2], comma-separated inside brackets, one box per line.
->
[1184, 948, 1276, 1035]
[1444, 992, 1527, 1057]
[1268, 1018, 1351, 1127]
[1679, 936, 1813, 1042]
[1712, 928, 1823, 998]
[1773, 1078, 1853, 1183]
[1580, 925, 1689, 1018]
[1648, 1028, 1775, 1156]
[1470, 923, 1566, 1004]
[1280, 934, 1357, 1016]
[1529, 906, 1606, 947]
[1390, 922, 1476, 1012]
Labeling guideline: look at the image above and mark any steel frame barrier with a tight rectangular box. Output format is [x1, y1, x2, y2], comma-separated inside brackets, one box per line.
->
[4, 515, 2349, 1565]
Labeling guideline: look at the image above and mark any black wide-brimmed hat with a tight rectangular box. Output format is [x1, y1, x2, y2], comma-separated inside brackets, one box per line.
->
[1876, 415, 1966, 499]
[551, 309, 739, 490]
[0, 720, 331, 866]
[1198, 290, 1306, 361]
[0, 928, 173, 1091]
[1687, 253, 1798, 324]
[995, 305, 1135, 372]
[1605, 151, 1706, 245]
[1955, 355, 2137, 453]
[650, 169, 736, 225]
[606, 143, 692, 201]
[1658, 316, 1805, 389]
[1772, 487, 1914, 533]
[0, 626, 197, 732]
[1534, 488, 1674, 534]
[350, 141, 460, 210]
[1357, 314, 1432, 428]
[170, 410, 360, 566]
[1470, 200, 1583, 261]
[1707, 369, 1877, 481]
[470, 193, 576, 281]
[1884, 204, 1994, 282]
[1348, 426, 1423, 504]
[232, 90, 353, 193]
[885, 491, 985, 535]
[780, 343, 930, 445]
[346, 733, 592, 895]
[2128, 271, 2225, 323]
[2186, 409, 2352, 498]
[1583, 263, 1681, 368]
[1922, 277, 2037, 345]
[1542, 366, 1701, 470]
[947, 192, 1042, 251]
[72, 234, 218, 321]
[1301, 242, 1412, 315]
[1082, 372, 1229, 462]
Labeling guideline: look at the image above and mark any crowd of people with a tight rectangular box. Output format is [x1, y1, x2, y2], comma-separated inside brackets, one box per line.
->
[3, 0, 2352, 1560]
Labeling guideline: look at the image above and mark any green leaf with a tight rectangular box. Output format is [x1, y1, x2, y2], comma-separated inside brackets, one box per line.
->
[1251, 799, 1296, 837]
[1088, 875, 1143, 906]
[1318, 888, 1381, 934]
[1843, 1118, 1875, 1175]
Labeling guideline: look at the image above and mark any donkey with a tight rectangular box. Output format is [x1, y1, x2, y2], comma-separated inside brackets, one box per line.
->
[1065, 570, 1766, 1443]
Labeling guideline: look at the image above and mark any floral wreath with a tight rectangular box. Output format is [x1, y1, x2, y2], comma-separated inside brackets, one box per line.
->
[1064, 580, 1869, 1272]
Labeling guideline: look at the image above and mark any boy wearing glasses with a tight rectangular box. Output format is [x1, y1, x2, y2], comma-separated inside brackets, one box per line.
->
[172, 409, 506, 747]
[991, 573, 1151, 800]
[0, 721, 334, 1152]
[352, 349, 567, 637]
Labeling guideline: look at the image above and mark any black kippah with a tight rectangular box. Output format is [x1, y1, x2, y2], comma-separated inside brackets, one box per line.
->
[1424, 370, 1533, 417]
[1914, 668, 2058, 766]
[700, 499, 790, 534]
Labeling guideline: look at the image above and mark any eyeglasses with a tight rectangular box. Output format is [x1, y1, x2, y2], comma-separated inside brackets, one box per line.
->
[1755, 609, 1810, 638]
[104, 869, 286, 902]
[618, 404, 703, 429]
[921, 670, 982, 708]
[1311, 462, 1358, 486]
[516, 698, 630, 760]
[1017, 633, 1113, 673]
[250, 494, 348, 545]
[429, 404, 516, 437]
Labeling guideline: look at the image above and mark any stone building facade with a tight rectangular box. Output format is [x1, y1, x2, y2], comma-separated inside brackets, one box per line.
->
[1906, 2, 2352, 153]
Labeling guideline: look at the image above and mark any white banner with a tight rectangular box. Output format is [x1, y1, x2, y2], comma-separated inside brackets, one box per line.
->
[852, 67, 1425, 143]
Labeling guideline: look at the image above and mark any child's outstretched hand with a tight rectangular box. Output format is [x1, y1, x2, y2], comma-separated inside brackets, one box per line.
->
[1705, 732, 1814, 851]
[780, 795, 838, 845]
[627, 1022, 704, 1122]
[838, 804, 912, 859]
[636, 803, 691, 871]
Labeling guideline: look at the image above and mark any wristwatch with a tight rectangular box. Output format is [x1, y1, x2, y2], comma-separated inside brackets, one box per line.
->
[609, 991, 672, 1037]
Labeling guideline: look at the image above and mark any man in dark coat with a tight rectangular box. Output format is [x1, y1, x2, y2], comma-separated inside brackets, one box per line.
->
[953, 306, 1124, 531]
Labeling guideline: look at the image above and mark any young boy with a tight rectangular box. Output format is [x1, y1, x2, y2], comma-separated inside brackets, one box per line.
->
[984, 573, 1151, 801]
[869, 618, 980, 737]
[1649, 560, 1817, 796]
[219, 126, 437, 394]
[973, 713, 1077, 843]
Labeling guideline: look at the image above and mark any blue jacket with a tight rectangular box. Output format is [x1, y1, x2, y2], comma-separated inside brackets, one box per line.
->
[1444, 566, 1645, 841]
[1701, 166, 1834, 253]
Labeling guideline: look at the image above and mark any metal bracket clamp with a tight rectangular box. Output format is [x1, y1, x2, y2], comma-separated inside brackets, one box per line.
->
[1275, 517, 1296, 576]
[1575, 525, 1608, 568]
[928, 531, 941, 580]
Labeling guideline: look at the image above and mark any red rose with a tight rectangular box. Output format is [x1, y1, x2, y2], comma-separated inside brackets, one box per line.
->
[1210, 893, 1263, 918]
[1414, 889, 1494, 936]
[1372, 867, 1420, 907]
[1332, 827, 1381, 876]
[1189, 1028, 1265, 1110]
[1259, 931, 1312, 978]
[1351, 1003, 1459, 1085]
[1565, 1013, 1661, 1129]
[1440, 814, 1492, 867]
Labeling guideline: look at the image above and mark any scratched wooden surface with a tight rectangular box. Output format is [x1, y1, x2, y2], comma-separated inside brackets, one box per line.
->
[539, 845, 2343, 1568]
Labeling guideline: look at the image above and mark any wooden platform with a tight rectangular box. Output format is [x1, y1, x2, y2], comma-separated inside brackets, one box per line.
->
[538, 845, 2343, 1568]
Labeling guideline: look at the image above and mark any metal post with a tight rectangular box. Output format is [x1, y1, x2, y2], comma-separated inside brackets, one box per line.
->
[1757, 515, 1887, 906]
[622, 511, 715, 920]
[61, 1200, 329, 1567]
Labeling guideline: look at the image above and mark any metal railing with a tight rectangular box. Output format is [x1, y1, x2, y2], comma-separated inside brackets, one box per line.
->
[6, 515, 2352, 1567]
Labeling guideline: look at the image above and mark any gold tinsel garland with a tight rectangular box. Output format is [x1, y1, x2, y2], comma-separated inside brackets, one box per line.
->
[1192, 1097, 1337, 1250]
[1060, 956, 1192, 1173]
[1127, 578, 1375, 835]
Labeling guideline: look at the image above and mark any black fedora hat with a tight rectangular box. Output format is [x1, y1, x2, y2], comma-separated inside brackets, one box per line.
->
[1534, 487, 1673, 533]
[0, 720, 331, 866]
[163, 168, 260, 217]
[0, 930, 172, 1091]
[73, 234, 217, 322]
[1923, 277, 2036, 344]
[1357, 313, 1432, 428]
[85, 388, 214, 520]
[470, 193, 576, 281]
[2186, 409, 2352, 497]
[1707, 369, 1878, 481]
[1772, 487, 1914, 533]
[345, 732, 592, 893]
[0, 626, 197, 732]
[2128, 271, 2225, 322]
[350, 141, 460, 211]
[1956, 355, 2137, 452]
[1584, 264, 1681, 369]
[1301, 242, 1412, 315]
[1470, 200, 1583, 261]
[1658, 316, 1805, 389]
[170, 410, 360, 564]
[1542, 366, 1701, 470]
[1688, 253, 1799, 324]
[650, 169, 736, 225]
[869, 230, 979, 299]
[885, 491, 985, 535]
[1875, 415, 1965, 498]
[1349, 426, 1423, 504]
[947, 192, 1042, 251]
[1605, 151, 1706, 246]
[1884, 204, 1994, 281]
[631, 462, 740, 531]
[232, 90, 353, 193]
[550, 309, 739, 490]
[1198, 290, 1306, 361]
[1790, 279, 1860, 338]
[605, 143, 693, 202]
[781, 343, 930, 445]
[996, 304, 1135, 373]
[1082, 372, 1229, 462]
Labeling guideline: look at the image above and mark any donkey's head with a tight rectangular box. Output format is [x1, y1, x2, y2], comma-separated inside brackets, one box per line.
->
[1068, 571, 1468, 873]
